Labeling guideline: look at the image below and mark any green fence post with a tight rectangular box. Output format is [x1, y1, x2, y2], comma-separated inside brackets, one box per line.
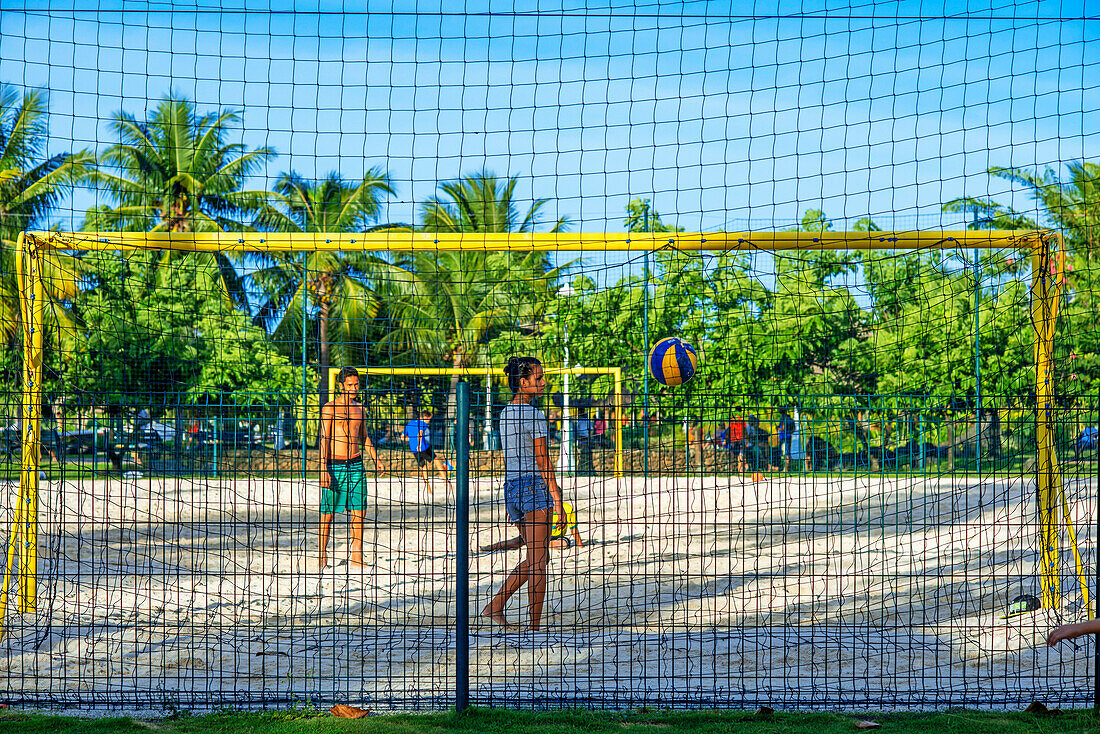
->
[301, 251, 309, 484]
[919, 412, 924, 471]
[1094, 387, 1099, 711]
[643, 250, 650, 477]
[212, 407, 219, 479]
[973, 221, 982, 475]
[455, 381, 470, 711]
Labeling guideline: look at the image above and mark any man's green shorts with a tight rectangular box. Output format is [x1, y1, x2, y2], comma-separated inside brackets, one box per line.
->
[321, 456, 368, 513]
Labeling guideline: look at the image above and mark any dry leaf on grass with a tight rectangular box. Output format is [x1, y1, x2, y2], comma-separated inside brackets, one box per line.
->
[855, 721, 880, 729]
[330, 704, 371, 719]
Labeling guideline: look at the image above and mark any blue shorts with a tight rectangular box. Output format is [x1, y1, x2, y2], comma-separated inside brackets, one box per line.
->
[504, 474, 553, 524]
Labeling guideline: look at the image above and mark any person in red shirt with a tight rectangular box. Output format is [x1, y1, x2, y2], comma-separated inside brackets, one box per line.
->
[728, 412, 747, 473]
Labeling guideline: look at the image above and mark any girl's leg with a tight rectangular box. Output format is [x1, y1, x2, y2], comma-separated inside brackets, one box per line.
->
[522, 509, 552, 630]
[482, 508, 552, 629]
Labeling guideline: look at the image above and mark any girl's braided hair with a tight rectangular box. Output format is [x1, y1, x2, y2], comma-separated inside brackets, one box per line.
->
[503, 356, 542, 393]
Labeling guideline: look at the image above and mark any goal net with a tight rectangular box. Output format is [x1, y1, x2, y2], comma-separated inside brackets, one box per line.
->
[1, 3, 1096, 714]
[3, 225, 1091, 712]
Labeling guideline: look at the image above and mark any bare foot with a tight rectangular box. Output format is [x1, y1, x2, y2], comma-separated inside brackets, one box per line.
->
[481, 605, 522, 631]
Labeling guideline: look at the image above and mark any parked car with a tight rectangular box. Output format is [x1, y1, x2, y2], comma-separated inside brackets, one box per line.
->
[62, 428, 105, 455]
[141, 421, 178, 443]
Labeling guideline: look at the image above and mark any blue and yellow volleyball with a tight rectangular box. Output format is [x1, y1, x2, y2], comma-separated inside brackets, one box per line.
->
[649, 337, 699, 386]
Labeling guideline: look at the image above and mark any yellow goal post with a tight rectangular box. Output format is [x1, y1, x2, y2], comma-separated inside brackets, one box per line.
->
[6, 227, 1076, 635]
[328, 365, 625, 479]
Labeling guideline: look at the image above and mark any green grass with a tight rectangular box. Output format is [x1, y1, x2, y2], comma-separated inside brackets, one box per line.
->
[3, 708, 1100, 734]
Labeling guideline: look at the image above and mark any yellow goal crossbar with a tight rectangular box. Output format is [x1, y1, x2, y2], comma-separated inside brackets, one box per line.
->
[329, 366, 625, 479]
[25, 229, 1047, 252]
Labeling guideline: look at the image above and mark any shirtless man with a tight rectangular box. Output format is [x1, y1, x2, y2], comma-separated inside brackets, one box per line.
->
[318, 366, 387, 570]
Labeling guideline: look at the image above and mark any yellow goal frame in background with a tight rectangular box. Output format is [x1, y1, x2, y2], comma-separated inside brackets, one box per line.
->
[329, 365, 625, 479]
[6, 228, 1080, 636]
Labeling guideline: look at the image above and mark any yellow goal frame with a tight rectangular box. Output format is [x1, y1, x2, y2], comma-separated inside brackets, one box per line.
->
[5, 228, 1079, 635]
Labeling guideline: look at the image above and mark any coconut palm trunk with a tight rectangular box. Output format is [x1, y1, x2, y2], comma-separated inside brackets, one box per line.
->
[312, 273, 336, 407]
[318, 298, 332, 407]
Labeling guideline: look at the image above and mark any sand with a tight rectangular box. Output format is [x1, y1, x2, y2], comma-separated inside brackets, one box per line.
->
[0, 471, 1094, 711]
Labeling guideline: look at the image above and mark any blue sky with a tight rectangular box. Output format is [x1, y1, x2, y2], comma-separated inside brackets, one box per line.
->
[1, 0, 1096, 240]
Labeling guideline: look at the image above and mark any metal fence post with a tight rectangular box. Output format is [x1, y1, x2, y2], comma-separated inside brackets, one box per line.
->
[212, 414, 219, 479]
[455, 380, 470, 711]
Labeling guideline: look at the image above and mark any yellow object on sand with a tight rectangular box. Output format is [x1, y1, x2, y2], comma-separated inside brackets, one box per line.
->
[551, 502, 577, 539]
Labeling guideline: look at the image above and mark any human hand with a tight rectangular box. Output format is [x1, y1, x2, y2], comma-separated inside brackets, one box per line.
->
[554, 501, 567, 534]
[1047, 624, 1080, 646]
[320, 470, 331, 488]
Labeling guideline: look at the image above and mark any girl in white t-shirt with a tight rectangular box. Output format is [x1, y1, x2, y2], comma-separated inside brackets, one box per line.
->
[482, 356, 566, 631]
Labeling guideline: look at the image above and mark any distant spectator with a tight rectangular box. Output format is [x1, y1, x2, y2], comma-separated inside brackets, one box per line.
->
[403, 410, 452, 496]
[712, 425, 728, 448]
[745, 413, 769, 470]
[187, 417, 203, 449]
[775, 407, 796, 472]
[728, 412, 747, 473]
[685, 419, 704, 469]
[1075, 426, 1098, 461]
[575, 411, 593, 443]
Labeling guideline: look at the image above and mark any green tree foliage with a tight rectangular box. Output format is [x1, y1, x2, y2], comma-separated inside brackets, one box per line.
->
[89, 95, 275, 233]
[85, 95, 278, 307]
[408, 171, 568, 422]
[525, 199, 694, 408]
[249, 169, 418, 405]
[623, 198, 685, 234]
[67, 252, 300, 408]
[945, 161, 1100, 395]
[0, 84, 94, 348]
[3, 80, 1090, 421]
[422, 170, 568, 236]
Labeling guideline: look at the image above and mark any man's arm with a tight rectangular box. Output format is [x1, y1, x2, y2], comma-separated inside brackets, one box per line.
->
[361, 409, 387, 473]
[319, 404, 332, 487]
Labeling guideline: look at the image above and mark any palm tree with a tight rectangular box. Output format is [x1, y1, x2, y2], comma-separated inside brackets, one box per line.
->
[250, 169, 420, 406]
[394, 170, 569, 426]
[946, 162, 1100, 395]
[87, 95, 277, 305]
[421, 169, 568, 236]
[0, 84, 94, 346]
[944, 161, 1100, 301]
[946, 163, 1100, 244]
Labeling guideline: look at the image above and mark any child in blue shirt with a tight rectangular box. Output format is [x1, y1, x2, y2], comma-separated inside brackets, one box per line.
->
[402, 410, 453, 495]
